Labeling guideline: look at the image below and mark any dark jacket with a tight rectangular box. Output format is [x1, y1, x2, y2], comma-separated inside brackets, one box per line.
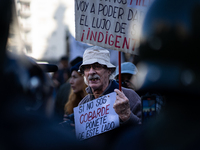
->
[79, 80, 141, 124]
[78, 80, 141, 149]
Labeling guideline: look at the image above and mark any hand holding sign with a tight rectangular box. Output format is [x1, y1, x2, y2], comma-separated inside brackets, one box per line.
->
[74, 92, 119, 140]
[113, 89, 131, 122]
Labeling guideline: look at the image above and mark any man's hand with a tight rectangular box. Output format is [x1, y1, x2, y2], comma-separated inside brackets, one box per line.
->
[113, 89, 131, 122]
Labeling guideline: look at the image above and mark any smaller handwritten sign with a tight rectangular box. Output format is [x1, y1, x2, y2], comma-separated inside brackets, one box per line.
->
[74, 92, 119, 140]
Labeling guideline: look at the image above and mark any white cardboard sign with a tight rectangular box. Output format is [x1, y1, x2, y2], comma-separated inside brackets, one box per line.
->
[75, 0, 153, 54]
[74, 92, 119, 140]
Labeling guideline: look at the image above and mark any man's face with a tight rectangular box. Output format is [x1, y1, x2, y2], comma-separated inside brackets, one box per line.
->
[83, 63, 111, 93]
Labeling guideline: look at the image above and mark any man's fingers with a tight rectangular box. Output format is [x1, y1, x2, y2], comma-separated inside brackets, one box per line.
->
[113, 90, 131, 122]
[114, 89, 125, 98]
[114, 89, 130, 109]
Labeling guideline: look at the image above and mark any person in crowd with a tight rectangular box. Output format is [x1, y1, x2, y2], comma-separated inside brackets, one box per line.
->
[114, 62, 138, 90]
[76, 46, 141, 149]
[54, 80, 71, 120]
[112, 0, 200, 149]
[59, 61, 87, 131]
[64, 61, 88, 115]
[54, 57, 85, 120]
[70, 56, 83, 67]
[52, 56, 70, 91]
[79, 46, 141, 123]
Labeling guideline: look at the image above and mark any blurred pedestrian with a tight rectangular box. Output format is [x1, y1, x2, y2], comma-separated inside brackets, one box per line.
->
[115, 62, 138, 90]
[64, 61, 87, 115]
[52, 56, 70, 91]
[54, 57, 85, 120]
[59, 61, 87, 130]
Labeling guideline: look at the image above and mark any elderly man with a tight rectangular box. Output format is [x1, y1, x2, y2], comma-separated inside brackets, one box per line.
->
[79, 46, 141, 125]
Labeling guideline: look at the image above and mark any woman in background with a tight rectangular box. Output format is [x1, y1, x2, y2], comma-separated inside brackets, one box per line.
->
[63, 61, 87, 119]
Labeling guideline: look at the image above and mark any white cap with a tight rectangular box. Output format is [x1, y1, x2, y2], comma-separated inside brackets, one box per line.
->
[79, 46, 116, 73]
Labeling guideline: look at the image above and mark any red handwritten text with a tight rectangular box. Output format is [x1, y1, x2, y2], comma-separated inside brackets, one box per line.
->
[80, 104, 110, 124]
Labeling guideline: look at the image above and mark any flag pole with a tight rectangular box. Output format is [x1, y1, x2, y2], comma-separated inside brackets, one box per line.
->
[118, 51, 121, 91]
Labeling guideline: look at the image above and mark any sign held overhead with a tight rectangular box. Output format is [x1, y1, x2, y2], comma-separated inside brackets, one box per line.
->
[75, 0, 153, 54]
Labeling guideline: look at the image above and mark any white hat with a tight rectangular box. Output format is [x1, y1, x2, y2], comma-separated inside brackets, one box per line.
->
[79, 46, 116, 73]
[115, 62, 138, 78]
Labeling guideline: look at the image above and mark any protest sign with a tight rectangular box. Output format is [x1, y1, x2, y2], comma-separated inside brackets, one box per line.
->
[73, 92, 119, 140]
[75, 0, 153, 54]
